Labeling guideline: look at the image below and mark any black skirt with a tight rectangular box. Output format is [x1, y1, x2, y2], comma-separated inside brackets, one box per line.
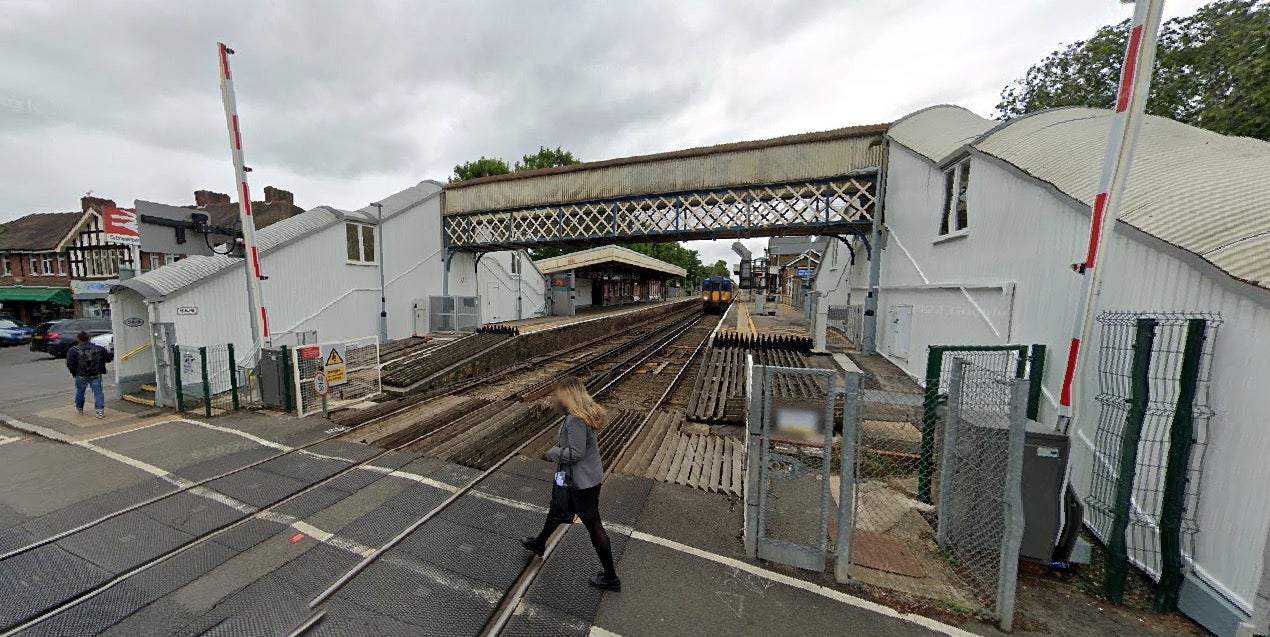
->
[548, 483, 602, 523]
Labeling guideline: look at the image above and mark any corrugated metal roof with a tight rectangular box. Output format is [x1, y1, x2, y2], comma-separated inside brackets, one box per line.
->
[886, 105, 996, 164]
[890, 104, 1270, 291]
[118, 206, 345, 300]
[972, 107, 1270, 290]
[444, 126, 887, 216]
[534, 245, 687, 278]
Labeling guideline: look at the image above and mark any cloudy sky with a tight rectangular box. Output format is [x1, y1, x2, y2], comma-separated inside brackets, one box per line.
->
[0, 0, 1206, 267]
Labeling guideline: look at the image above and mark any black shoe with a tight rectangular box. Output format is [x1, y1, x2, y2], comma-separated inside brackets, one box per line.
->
[588, 571, 621, 592]
[520, 537, 545, 557]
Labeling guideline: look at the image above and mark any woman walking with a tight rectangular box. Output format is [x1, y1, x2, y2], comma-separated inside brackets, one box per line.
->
[521, 376, 621, 591]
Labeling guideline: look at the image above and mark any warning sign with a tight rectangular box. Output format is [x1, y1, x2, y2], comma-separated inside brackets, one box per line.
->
[320, 344, 348, 386]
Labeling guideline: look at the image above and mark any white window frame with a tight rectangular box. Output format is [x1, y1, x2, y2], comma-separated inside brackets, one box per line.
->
[28, 255, 40, 276]
[345, 222, 377, 265]
[938, 158, 971, 238]
[55, 254, 66, 276]
[2, 256, 11, 277]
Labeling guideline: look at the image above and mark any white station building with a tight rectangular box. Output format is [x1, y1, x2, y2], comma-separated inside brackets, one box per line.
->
[821, 104, 1270, 636]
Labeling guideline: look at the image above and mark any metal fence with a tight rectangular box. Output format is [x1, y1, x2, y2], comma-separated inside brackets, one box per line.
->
[429, 295, 481, 332]
[919, 345, 1044, 504]
[1083, 311, 1219, 609]
[291, 336, 382, 418]
[936, 358, 1028, 630]
[171, 343, 248, 417]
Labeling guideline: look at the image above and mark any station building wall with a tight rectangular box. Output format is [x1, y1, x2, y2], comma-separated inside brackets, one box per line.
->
[836, 142, 1270, 623]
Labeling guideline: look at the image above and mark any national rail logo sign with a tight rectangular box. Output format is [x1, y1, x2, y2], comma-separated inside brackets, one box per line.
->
[103, 206, 140, 246]
[320, 343, 348, 386]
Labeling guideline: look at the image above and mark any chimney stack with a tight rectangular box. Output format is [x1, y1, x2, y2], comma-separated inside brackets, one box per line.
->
[81, 196, 116, 213]
[263, 186, 294, 205]
[194, 190, 231, 207]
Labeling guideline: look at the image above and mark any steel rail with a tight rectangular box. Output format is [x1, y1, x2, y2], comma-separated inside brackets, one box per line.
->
[480, 310, 725, 637]
[302, 310, 706, 616]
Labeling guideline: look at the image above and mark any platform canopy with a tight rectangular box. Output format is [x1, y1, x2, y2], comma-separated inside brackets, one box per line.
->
[534, 245, 687, 278]
[442, 123, 888, 251]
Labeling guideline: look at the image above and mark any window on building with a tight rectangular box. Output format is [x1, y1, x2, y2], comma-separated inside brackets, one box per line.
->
[2, 257, 10, 277]
[346, 222, 376, 263]
[41, 254, 53, 276]
[511, 253, 521, 275]
[55, 255, 66, 276]
[939, 159, 971, 236]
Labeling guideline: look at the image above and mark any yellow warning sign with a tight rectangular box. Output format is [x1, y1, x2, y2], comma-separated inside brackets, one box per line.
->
[320, 344, 348, 387]
[324, 366, 346, 386]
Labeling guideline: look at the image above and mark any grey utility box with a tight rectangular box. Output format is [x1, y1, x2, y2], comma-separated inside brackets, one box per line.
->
[258, 348, 290, 411]
[1020, 425, 1070, 561]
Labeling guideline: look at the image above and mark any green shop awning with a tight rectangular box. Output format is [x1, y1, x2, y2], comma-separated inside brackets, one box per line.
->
[0, 286, 73, 305]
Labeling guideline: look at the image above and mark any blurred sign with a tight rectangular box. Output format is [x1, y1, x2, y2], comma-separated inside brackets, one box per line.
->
[300, 346, 320, 360]
[313, 371, 329, 396]
[773, 399, 825, 441]
[796, 268, 815, 279]
[103, 207, 140, 246]
[177, 306, 198, 315]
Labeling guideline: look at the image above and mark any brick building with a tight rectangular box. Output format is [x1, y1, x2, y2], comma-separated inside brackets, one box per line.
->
[1, 188, 301, 323]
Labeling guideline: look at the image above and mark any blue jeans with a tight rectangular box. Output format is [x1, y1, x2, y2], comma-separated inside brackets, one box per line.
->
[75, 375, 105, 412]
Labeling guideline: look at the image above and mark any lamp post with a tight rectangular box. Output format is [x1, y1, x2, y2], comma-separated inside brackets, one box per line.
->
[372, 202, 387, 344]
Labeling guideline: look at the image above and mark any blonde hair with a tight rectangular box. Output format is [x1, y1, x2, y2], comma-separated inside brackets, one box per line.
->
[555, 376, 607, 430]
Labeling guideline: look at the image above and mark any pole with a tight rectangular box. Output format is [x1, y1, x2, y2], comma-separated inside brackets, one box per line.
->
[1057, 0, 1165, 431]
[216, 42, 270, 362]
[372, 202, 387, 344]
[861, 159, 885, 354]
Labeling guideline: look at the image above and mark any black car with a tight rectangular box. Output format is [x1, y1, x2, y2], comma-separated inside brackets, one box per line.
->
[30, 318, 111, 358]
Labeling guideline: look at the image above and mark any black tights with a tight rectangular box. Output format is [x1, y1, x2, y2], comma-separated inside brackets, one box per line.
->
[535, 485, 617, 578]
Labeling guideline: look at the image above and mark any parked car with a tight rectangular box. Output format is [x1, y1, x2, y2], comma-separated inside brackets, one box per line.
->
[91, 332, 114, 358]
[0, 318, 34, 346]
[30, 318, 111, 358]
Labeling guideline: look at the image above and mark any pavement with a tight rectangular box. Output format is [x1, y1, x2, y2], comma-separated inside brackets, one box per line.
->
[0, 342, 977, 637]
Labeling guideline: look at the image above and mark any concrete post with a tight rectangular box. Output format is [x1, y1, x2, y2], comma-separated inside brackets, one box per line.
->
[812, 291, 827, 353]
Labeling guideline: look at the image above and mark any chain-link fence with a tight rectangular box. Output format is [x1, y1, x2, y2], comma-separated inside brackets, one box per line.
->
[936, 358, 1028, 629]
[919, 345, 1043, 504]
[1084, 311, 1220, 608]
[838, 354, 1028, 630]
[171, 343, 248, 417]
[292, 336, 382, 418]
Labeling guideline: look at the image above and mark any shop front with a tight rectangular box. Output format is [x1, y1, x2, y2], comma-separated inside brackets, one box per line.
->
[71, 280, 117, 318]
[0, 285, 73, 324]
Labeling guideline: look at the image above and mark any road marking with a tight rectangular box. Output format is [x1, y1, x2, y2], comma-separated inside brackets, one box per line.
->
[625, 531, 977, 637]
[0, 435, 23, 446]
[82, 418, 183, 442]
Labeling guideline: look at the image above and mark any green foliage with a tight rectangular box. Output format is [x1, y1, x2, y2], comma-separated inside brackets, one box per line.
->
[997, 0, 1269, 141]
[515, 146, 581, 172]
[449, 156, 511, 182]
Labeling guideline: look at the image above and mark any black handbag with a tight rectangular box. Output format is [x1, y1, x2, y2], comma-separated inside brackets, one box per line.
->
[548, 421, 577, 523]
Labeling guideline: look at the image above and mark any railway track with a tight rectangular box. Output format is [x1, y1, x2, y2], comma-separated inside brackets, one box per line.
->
[284, 310, 721, 636]
[0, 303, 713, 636]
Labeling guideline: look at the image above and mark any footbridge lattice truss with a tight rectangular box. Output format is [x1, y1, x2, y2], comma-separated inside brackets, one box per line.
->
[442, 123, 888, 250]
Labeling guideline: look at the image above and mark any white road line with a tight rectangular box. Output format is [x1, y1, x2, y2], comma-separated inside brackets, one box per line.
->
[589, 627, 625, 637]
[82, 418, 183, 442]
[177, 418, 290, 450]
[625, 531, 978, 637]
[0, 435, 23, 446]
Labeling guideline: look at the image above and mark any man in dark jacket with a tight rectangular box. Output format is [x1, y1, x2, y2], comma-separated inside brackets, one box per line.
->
[66, 331, 109, 418]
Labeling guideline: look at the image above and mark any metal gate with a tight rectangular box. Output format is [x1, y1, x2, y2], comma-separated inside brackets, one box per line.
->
[744, 360, 841, 571]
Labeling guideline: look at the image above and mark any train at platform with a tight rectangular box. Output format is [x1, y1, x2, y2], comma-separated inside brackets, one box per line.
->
[701, 276, 734, 314]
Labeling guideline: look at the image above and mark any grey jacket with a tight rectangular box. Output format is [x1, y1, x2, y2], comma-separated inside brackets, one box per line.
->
[546, 415, 603, 490]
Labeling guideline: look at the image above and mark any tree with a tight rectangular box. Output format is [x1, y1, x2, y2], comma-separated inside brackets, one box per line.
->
[996, 0, 1269, 141]
[450, 157, 510, 182]
[515, 146, 581, 172]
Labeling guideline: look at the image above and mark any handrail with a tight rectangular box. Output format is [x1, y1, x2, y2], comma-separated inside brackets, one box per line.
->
[119, 342, 152, 362]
